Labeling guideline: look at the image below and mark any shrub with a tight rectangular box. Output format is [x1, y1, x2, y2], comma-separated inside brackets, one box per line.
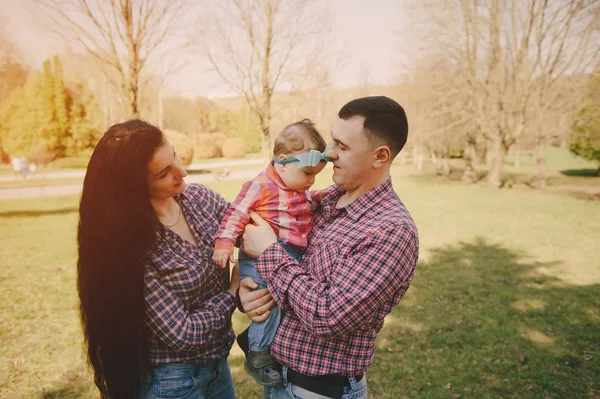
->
[163, 129, 194, 167]
[221, 137, 246, 158]
[194, 133, 227, 159]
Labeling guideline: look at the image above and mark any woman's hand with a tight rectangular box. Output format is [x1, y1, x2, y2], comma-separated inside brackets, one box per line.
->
[239, 277, 276, 322]
[226, 261, 240, 296]
[241, 211, 277, 259]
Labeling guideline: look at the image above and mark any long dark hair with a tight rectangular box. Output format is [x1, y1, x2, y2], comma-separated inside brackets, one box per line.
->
[78, 120, 164, 398]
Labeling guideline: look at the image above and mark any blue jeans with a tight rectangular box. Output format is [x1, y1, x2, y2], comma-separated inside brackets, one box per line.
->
[140, 358, 235, 399]
[264, 367, 368, 399]
[238, 241, 304, 352]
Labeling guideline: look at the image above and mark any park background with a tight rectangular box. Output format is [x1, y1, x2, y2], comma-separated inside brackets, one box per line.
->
[0, 0, 599, 398]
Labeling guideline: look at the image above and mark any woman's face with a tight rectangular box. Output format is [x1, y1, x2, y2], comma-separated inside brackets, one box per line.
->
[146, 140, 187, 200]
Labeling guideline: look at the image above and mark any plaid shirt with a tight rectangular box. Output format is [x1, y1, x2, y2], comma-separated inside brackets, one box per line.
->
[144, 184, 236, 366]
[255, 178, 419, 376]
[215, 163, 324, 252]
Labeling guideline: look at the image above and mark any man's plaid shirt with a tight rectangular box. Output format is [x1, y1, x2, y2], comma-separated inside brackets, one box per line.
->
[255, 178, 419, 376]
[144, 184, 236, 365]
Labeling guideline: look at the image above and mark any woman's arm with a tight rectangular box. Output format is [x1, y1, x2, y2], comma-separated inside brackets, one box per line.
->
[144, 263, 239, 351]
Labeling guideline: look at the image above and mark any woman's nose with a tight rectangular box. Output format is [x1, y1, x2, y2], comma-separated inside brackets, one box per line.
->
[178, 165, 188, 177]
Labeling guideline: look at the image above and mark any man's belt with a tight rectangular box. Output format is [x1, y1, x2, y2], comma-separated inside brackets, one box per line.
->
[285, 367, 364, 399]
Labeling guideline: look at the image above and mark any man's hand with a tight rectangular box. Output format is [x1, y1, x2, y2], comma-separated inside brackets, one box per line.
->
[213, 248, 234, 269]
[239, 277, 276, 322]
[241, 211, 277, 259]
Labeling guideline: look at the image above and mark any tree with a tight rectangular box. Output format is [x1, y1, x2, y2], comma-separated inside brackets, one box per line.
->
[189, 0, 332, 159]
[68, 81, 103, 157]
[33, 0, 187, 118]
[571, 71, 600, 174]
[0, 56, 102, 159]
[0, 17, 28, 104]
[406, 0, 600, 188]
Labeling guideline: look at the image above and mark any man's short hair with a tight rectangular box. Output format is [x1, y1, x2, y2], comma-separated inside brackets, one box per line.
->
[338, 96, 408, 159]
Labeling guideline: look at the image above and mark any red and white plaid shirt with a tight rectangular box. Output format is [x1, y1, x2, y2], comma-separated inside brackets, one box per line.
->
[215, 163, 324, 252]
[255, 178, 419, 376]
[144, 184, 236, 365]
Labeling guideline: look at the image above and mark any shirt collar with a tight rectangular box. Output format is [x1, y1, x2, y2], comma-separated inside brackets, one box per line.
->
[266, 162, 291, 190]
[324, 177, 395, 222]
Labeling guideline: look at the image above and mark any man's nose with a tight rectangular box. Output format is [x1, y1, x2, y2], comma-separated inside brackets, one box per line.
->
[177, 164, 188, 177]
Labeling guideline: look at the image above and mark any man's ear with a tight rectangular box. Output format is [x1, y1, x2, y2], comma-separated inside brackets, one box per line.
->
[372, 145, 391, 168]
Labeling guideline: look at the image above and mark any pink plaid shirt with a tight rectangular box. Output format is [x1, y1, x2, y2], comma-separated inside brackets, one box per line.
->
[215, 163, 323, 252]
[255, 178, 419, 376]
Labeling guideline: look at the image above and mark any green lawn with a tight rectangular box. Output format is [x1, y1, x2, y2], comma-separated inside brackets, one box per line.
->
[0, 163, 599, 398]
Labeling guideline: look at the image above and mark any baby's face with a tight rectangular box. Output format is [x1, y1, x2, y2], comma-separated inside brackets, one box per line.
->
[277, 159, 326, 192]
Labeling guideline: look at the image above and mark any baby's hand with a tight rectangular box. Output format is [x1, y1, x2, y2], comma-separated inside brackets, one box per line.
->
[213, 249, 235, 269]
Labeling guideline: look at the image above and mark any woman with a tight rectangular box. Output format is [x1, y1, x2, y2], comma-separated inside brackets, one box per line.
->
[78, 120, 239, 398]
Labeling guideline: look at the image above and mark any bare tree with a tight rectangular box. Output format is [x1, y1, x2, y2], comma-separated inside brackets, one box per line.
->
[0, 17, 17, 65]
[32, 0, 187, 118]
[0, 18, 28, 105]
[406, 0, 599, 188]
[188, 0, 333, 159]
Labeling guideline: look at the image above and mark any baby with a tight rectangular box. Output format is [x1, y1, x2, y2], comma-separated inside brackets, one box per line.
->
[213, 119, 330, 387]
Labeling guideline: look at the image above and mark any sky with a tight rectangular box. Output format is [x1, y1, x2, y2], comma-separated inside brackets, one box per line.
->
[0, 0, 411, 98]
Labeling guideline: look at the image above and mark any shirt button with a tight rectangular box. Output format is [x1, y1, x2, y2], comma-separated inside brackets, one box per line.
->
[302, 234, 306, 238]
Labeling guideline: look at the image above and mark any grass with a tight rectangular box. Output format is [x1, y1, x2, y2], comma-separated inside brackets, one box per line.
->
[0, 161, 599, 398]
[407, 147, 600, 200]
[0, 177, 84, 189]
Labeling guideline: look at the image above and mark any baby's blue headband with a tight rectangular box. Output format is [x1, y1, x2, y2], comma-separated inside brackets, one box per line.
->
[273, 145, 332, 168]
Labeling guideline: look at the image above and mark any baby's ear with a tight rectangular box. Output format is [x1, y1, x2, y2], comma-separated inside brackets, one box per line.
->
[276, 154, 288, 168]
[274, 154, 287, 171]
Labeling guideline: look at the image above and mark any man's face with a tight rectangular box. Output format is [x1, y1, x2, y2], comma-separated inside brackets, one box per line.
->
[326, 116, 374, 191]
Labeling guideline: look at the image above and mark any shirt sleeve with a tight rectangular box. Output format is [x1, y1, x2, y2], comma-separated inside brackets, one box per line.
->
[213, 188, 231, 223]
[307, 186, 333, 205]
[255, 223, 418, 340]
[144, 265, 236, 351]
[214, 179, 262, 251]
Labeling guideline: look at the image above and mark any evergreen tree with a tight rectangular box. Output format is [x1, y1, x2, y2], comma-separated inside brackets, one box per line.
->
[0, 55, 103, 161]
[68, 81, 102, 156]
[571, 71, 600, 174]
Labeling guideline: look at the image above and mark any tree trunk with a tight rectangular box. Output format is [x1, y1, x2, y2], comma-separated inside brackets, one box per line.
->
[416, 145, 424, 171]
[260, 122, 271, 163]
[442, 155, 450, 176]
[260, 0, 274, 164]
[487, 136, 506, 188]
[535, 139, 548, 189]
[485, 138, 493, 171]
[461, 141, 477, 184]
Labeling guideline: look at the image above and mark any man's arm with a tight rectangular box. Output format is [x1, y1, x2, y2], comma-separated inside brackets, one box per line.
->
[253, 223, 419, 340]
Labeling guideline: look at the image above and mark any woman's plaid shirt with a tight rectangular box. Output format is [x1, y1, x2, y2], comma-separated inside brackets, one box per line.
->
[144, 184, 236, 365]
[255, 178, 419, 376]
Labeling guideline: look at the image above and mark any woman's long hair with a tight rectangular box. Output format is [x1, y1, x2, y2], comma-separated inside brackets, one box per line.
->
[78, 120, 164, 398]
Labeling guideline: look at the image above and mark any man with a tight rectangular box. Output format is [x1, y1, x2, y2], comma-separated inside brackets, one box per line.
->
[240, 96, 419, 399]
